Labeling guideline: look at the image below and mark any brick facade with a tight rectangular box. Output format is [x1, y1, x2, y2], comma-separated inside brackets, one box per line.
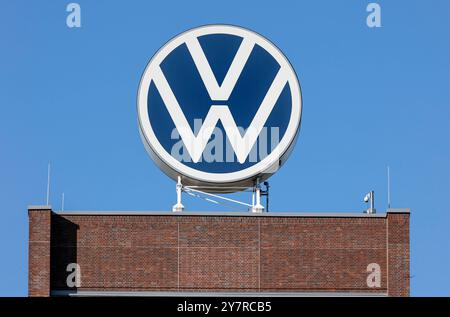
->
[387, 212, 410, 296]
[28, 206, 52, 297]
[28, 208, 410, 296]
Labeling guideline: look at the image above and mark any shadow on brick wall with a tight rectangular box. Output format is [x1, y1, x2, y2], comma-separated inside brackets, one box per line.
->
[50, 215, 79, 292]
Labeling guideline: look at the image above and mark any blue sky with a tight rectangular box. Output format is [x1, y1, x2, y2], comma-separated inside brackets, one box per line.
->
[1, 0, 449, 296]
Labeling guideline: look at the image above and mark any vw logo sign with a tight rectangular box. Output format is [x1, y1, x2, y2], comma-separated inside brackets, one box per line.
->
[138, 25, 302, 191]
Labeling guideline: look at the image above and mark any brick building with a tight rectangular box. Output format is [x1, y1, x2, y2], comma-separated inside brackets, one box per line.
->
[28, 206, 409, 297]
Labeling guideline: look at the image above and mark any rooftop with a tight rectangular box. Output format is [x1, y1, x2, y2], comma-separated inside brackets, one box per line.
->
[28, 206, 409, 218]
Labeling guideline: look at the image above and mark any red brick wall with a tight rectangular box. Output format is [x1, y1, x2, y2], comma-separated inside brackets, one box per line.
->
[29, 210, 410, 296]
[28, 206, 52, 297]
[387, 212, 410, 296]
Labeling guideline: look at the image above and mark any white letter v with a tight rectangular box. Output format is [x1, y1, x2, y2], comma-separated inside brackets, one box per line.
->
[185, 36, 254, 101]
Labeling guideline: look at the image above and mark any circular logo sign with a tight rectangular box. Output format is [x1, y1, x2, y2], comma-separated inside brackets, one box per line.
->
[138, 25, 302, 191]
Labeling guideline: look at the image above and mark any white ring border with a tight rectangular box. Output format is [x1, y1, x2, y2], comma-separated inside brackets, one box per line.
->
[137, 25, 302, 184]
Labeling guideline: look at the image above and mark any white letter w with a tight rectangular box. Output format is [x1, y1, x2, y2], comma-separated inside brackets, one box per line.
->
[151, 35, 288, 163]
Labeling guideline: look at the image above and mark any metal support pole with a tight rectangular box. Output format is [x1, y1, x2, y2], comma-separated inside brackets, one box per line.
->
[251, 178, 264, 213]
[366, 191, 376, 214]
[260, 181, 270, 212]
[172, 176, 184, 212]
[252, 190, 255, 207]
[370, 191, 374, 211]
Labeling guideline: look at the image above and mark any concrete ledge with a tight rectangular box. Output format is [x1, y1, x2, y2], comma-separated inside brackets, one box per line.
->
[387, 208, 410, 214]
[28, 205, 52, 210]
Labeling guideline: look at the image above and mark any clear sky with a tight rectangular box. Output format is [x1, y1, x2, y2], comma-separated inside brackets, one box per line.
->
[1, 0, 449, 296]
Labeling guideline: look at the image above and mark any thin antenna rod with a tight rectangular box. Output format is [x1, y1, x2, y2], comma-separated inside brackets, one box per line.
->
[387, 165, 391, 209]
[46, 163, 51, 205]
[61, 192, 65, 211]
